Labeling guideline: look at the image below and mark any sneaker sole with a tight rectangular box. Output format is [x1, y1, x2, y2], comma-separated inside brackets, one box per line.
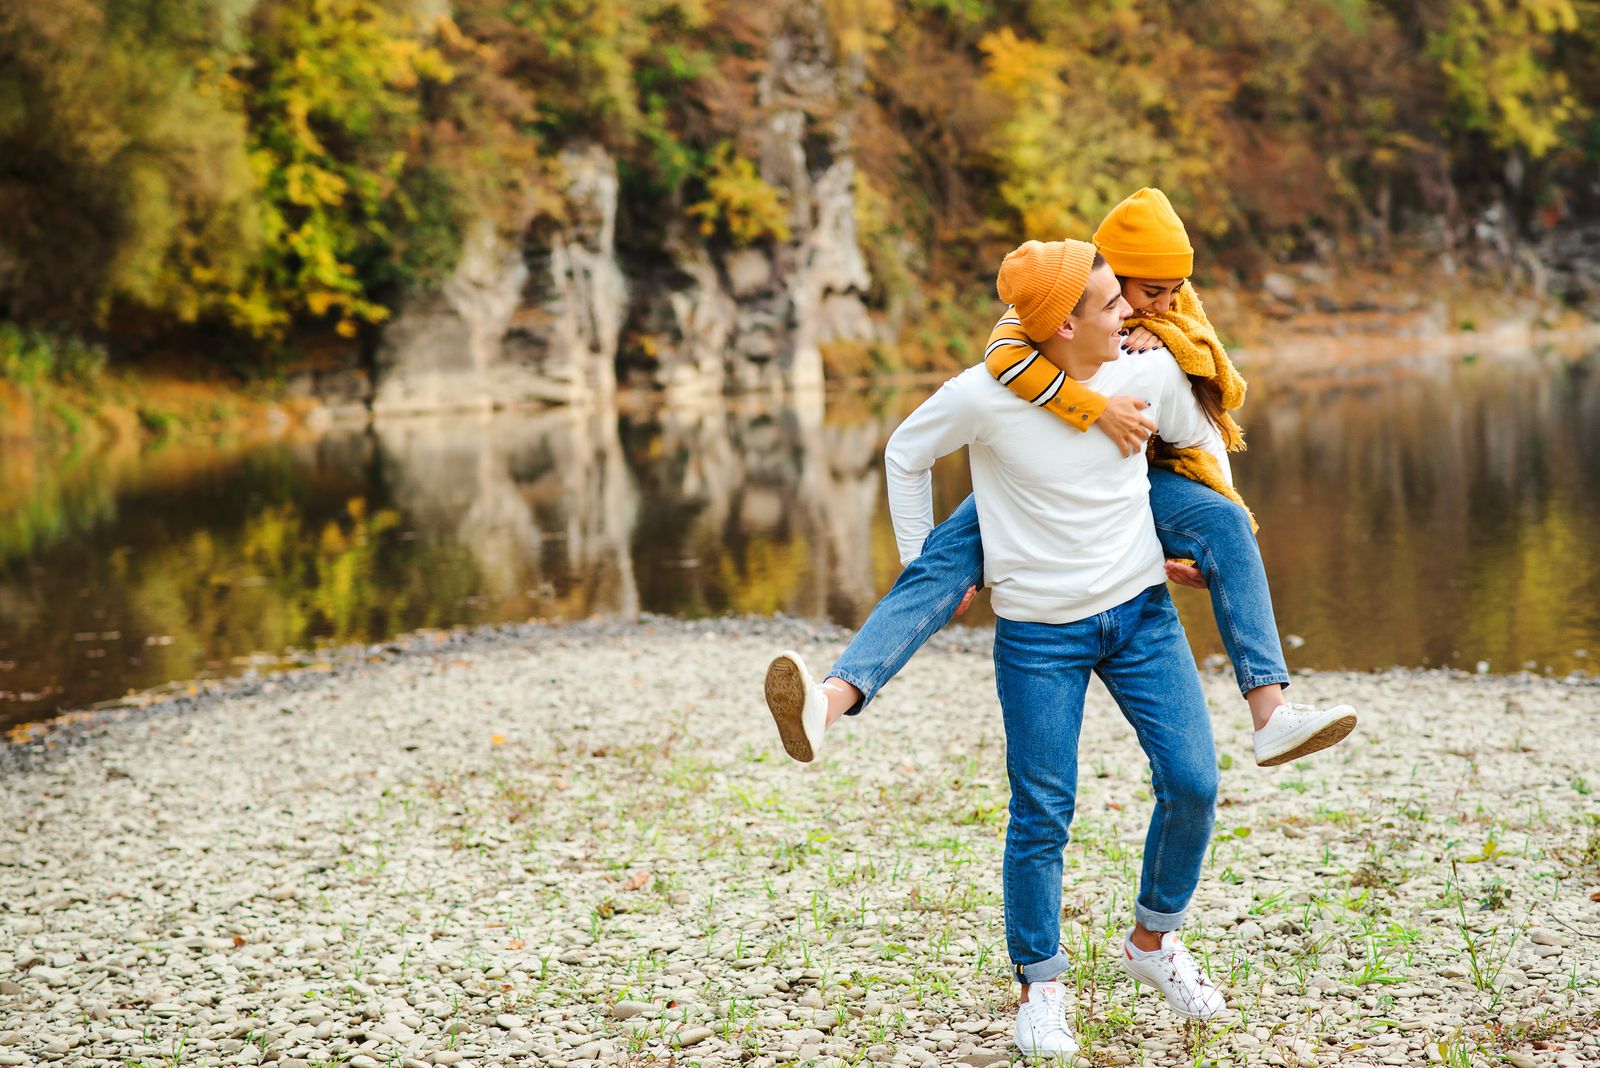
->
[1256, 712, 1358, 767]
[764, 653, 816, 763]
[1013, 1040, 1081, 1060]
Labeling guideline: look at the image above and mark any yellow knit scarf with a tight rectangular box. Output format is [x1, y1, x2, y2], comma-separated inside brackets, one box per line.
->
[983, 282, 1256, 528]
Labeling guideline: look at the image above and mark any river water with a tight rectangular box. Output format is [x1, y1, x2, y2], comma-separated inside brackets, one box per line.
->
[3, 346, 1598, 729]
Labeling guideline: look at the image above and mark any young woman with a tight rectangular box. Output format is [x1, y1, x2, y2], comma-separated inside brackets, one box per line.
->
[765, 187, 1357, 768]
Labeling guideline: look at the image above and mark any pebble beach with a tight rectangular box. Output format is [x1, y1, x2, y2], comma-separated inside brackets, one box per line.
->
[1, 616, 1598, 1067]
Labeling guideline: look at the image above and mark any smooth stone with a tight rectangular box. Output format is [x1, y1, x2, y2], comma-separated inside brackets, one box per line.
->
[672, 1026, 713, 1047]
[610, 1001, 652, 1019]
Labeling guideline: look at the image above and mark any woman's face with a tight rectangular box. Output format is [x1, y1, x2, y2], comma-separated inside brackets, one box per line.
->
[1120, 277, 1186, 315]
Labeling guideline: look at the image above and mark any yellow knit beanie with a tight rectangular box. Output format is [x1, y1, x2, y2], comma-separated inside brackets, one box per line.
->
[995, 239, 1098, 343]
[1093, 187, 1194, 278]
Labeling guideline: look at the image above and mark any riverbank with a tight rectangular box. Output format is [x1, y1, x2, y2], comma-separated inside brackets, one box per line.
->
[1, 617, 1597, 1067]
[5, 263, 1600, 457]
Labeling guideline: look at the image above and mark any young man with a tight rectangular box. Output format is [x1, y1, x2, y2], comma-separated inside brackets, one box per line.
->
[881, 240, 1227, 1055]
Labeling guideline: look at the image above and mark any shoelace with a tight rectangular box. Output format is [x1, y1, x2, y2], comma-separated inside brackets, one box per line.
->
[1275, 703, 1325, 722]
[1023, 990, 1072, 1038]
[1160, 941, 1217, 1011]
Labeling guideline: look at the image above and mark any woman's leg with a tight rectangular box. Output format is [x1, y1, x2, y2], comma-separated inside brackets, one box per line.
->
[1148, 469, 1355, 765]
[1148, 469, 1289, 716]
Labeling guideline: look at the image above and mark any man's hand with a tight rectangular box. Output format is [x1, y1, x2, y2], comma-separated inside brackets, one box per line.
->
[1123, 325, 1161, 353]
[955, 585, 977, 616]
[1097, 395, 1158, 457]
[1165, 559, 1208, 589]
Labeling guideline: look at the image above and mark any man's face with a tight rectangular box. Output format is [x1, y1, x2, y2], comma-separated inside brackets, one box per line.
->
[1121, 276, 1185, 315]
[1068, 264, 1133, 361]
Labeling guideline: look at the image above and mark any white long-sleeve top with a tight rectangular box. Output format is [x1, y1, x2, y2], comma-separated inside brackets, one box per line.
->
[884, 348, 1233, 624]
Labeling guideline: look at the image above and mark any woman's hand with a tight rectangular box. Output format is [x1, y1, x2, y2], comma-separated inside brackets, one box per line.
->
[1165, 559, 1208, 589]
[1097, 395, 1158, 457]
[1122, 325, 1162, 352]
[955, 585, 977, 616]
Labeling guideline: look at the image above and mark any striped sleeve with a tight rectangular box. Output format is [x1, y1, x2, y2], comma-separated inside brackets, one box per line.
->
[981, 308, 1110, 431]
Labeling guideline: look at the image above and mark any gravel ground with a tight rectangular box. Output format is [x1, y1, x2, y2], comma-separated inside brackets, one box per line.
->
[1, 615, 1598, 1068]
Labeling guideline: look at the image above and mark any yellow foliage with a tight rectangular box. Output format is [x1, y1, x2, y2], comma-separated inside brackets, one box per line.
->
[977, 15, 1238, 244]
[824, 0, 897, 57]
[1434, 0, 1583, 158]
[978, 28, 1068, 103]
[687, 142, 793, 246]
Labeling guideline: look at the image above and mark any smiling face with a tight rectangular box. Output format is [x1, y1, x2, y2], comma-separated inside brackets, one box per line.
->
[1121, 276, 1186, 315]
[1072, 264, 1134, 361]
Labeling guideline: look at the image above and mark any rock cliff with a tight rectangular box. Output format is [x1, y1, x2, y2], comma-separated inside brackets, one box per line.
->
[368, 1, 875, 415]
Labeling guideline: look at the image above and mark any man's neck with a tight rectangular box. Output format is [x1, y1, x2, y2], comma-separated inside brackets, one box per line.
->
[1037, 337, 1103, 382]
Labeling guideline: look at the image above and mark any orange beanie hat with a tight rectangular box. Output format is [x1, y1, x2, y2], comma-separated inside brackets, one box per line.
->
[1093, 187, 1194, 279]
[995, 239, 1098, 342]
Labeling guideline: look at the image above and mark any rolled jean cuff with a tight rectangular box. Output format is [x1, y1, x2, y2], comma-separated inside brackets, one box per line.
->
[825, 668, 874, 716]
[1011, 947, 1072, 985]
[1135, 901, 1187, 933]
[1235, 670, 1291, 697]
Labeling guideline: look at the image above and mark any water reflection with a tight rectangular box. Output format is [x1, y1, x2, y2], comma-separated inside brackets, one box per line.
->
[1223, 351, 1600, 677]
[2, 348, 1598, 728]
[376, 409, 639, 618]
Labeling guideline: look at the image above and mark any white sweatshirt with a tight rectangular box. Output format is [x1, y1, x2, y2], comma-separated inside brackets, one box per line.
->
[884, 347, 1233, 624]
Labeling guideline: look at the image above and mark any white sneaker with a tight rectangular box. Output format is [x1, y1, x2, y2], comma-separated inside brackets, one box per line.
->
[1013, 979, 1079, 1058]
[764, 651, 827, 763]
[1120, 931, 1227, 1020]
[1252, 702, 1357, 766]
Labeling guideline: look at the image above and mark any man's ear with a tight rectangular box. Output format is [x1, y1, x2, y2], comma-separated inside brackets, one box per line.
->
[1054, 317, 1076, 342]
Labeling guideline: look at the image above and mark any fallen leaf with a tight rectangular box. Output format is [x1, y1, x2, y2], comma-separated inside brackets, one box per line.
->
[507, 939, 524, 950]
[490, 733, 505, 746]
[232, 935, 246, 947]
[621, 870, 651, 892]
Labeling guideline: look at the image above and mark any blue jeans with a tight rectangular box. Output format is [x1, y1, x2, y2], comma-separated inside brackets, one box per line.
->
[828, 473, 1289, 708]
[1149, 469, 1290, 693]
[995, 585, 1218, 984]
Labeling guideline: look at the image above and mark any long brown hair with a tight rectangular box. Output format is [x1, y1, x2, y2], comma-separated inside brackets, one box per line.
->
[1190, 374, 1228, 437]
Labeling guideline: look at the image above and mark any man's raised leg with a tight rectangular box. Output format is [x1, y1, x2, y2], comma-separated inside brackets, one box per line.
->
[766, 494, 983, 762]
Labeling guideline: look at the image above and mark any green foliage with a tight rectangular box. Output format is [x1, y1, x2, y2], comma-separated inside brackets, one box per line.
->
[231, 0, 458, 338]
[0, 325, 106, 387]
[3, 0, 1600, 364]
[1429, 0, 1583, 159]
[0, 0, 260, 325]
